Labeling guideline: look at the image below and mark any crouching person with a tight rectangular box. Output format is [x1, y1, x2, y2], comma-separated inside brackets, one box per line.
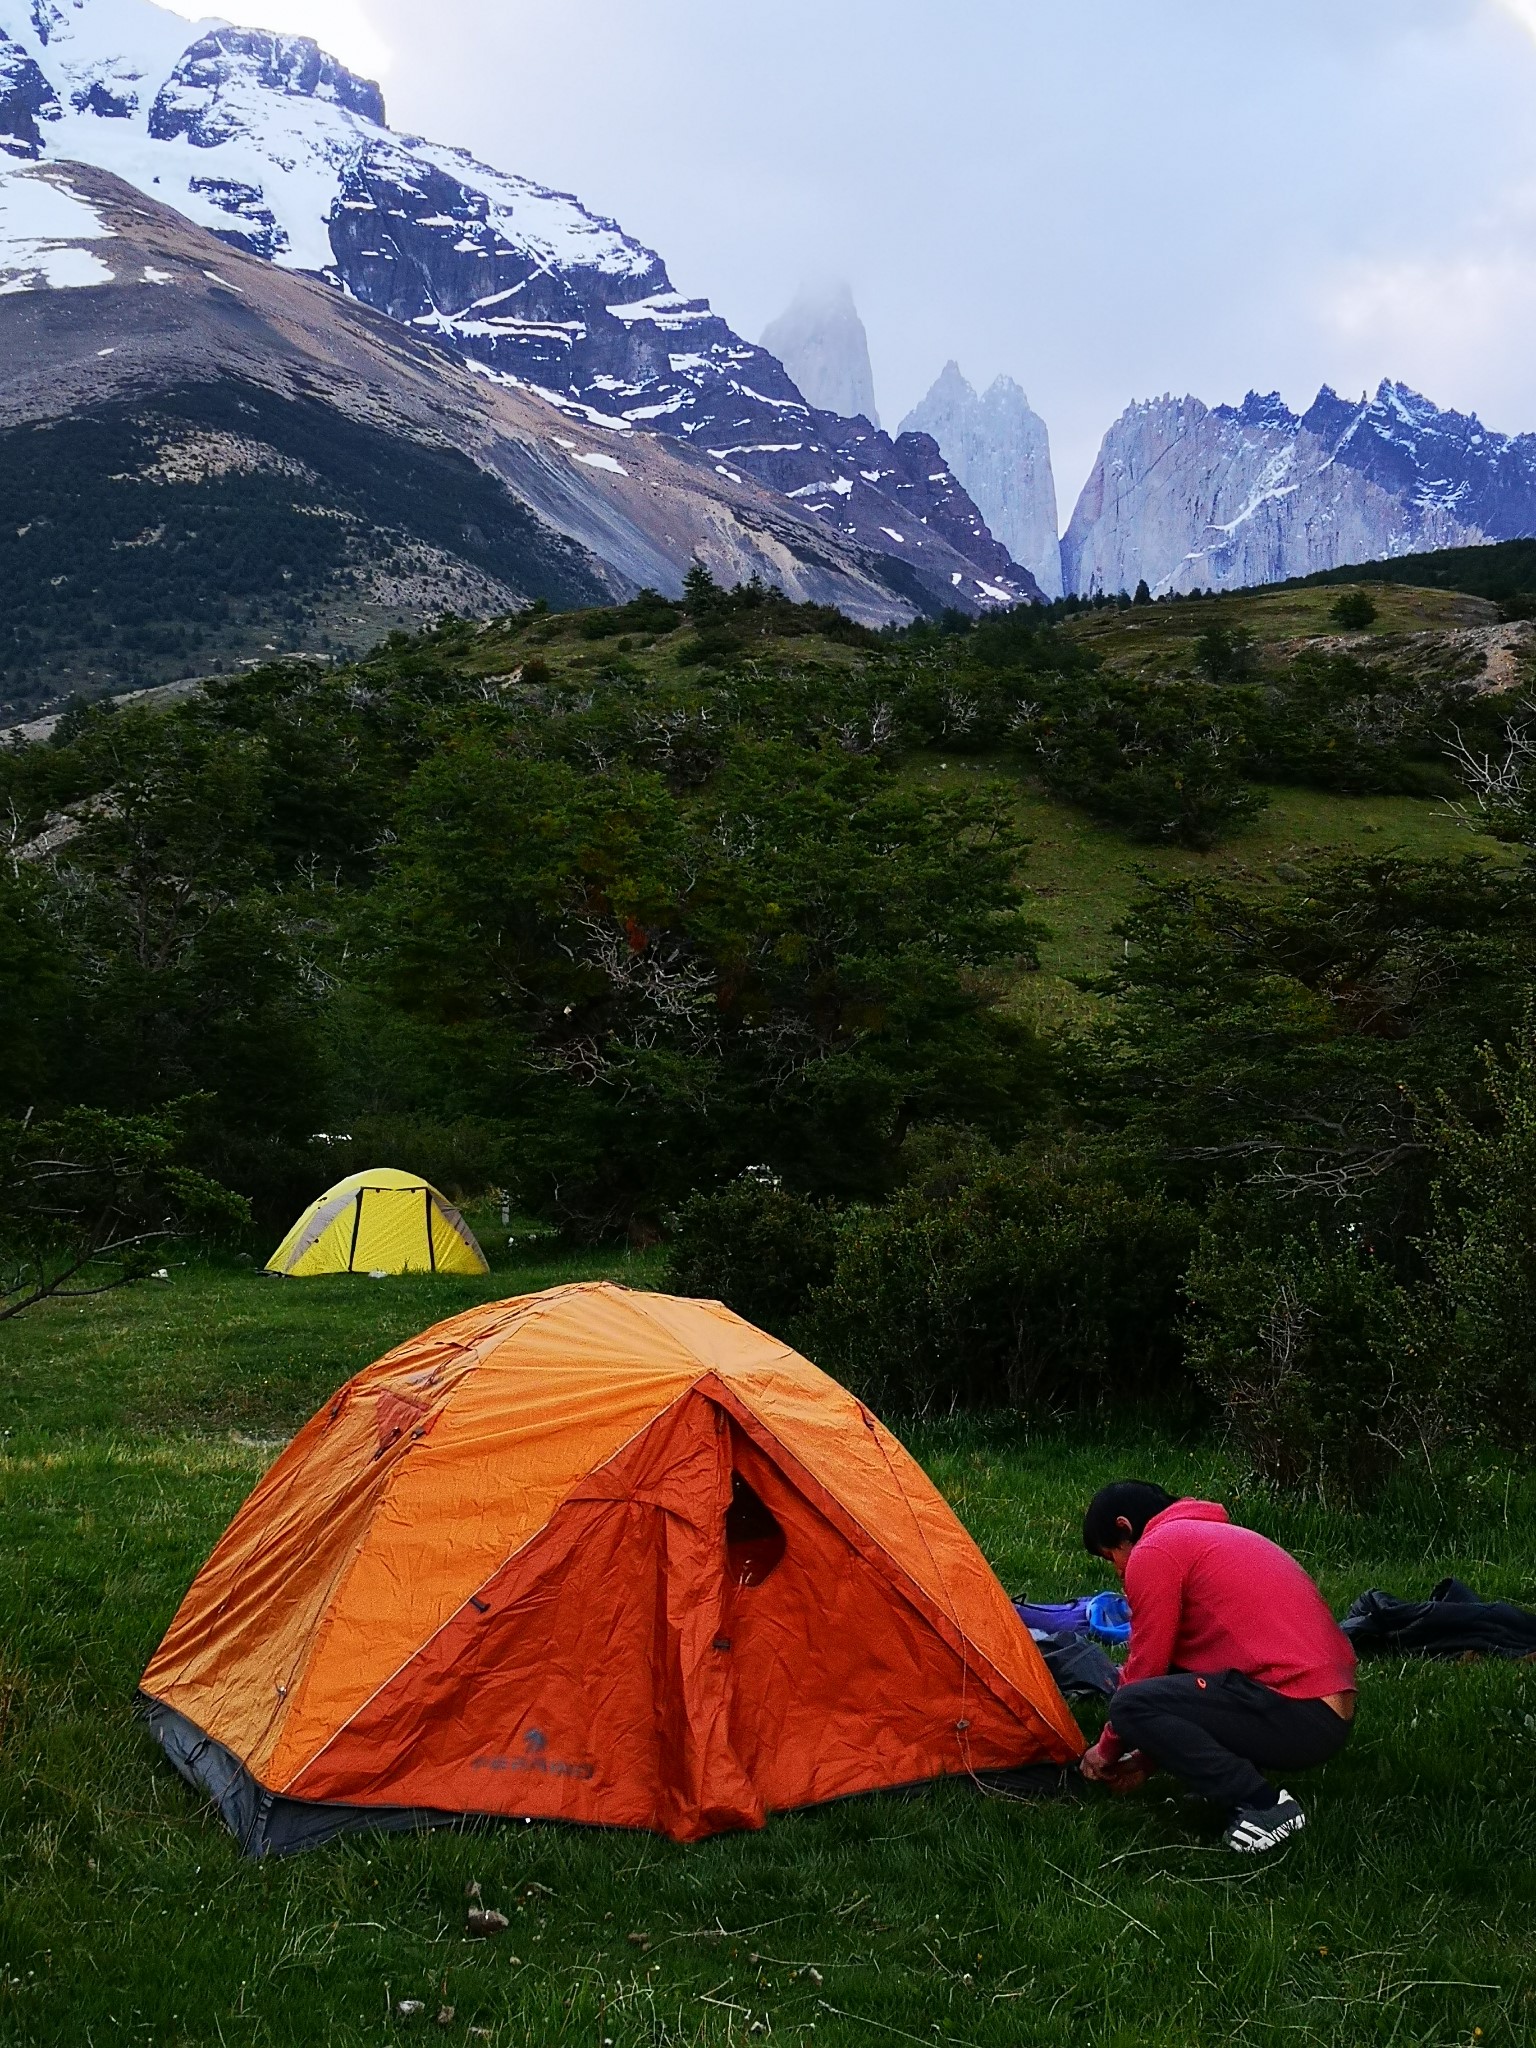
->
[1077, 1482, 1356, 1854]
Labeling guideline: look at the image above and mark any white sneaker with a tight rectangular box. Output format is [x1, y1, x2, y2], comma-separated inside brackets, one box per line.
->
[1224, 1790, 1306, 1853]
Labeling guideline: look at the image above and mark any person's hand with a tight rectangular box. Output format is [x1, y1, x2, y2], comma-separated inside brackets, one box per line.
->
[1079, 1737, 1152, 1794]
[1101, 1748, 1153, 1794]
[1078, 1735, 1119, 1784]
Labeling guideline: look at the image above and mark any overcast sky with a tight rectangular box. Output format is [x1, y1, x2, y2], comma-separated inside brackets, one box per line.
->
[177, 0, 1536, 511]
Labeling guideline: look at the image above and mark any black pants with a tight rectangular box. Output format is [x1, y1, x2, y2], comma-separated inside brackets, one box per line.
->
[1108, 1670, 1351, 1812]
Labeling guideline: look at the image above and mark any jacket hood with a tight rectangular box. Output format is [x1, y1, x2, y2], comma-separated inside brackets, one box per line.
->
[1144, 1499, 1229, 1537]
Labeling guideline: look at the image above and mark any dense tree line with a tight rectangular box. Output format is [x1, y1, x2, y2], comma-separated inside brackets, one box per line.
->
[1291, 536, 1536, 616]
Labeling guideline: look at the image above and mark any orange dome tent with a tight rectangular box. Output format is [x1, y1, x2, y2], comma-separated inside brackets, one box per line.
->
[141, 1284, 1083, 1853]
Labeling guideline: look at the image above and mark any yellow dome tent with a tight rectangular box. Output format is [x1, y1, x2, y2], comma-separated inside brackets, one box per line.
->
[266, 1169, 489, 1278]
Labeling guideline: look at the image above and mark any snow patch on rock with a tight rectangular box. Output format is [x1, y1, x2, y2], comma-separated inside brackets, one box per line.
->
[0, 156, 113, 289]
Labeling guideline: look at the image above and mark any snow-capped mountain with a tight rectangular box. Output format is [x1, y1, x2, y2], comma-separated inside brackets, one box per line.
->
[761, 281, 881, 429]
[901, 363, 1062, 600]
[1064, 381, 1536, 598]
[0, 0, 1035, 609]
[2, 157, 971, 716]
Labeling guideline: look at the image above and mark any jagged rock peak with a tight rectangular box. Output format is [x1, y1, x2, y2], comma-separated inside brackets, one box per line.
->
[760, 279, 881, 428]
[900, 362, 1062, 599]
[153, 26, 388, 141]
[1063, 379, 1536, 598]
[1219, 389, 1297, 431]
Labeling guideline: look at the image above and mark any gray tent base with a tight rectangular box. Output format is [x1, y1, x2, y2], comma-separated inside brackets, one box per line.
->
[140, 1698, 488, 1858]
[141, 1698, 1076, 1858]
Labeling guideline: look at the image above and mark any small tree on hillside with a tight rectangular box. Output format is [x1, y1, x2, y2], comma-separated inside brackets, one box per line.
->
[1330, 590, 1378, 631]
[683, 562, 725, 619]
[1133, 579, 1153, 607]
[1424, 1011, 1536, 1450]
[1195, 621, 1258, 683]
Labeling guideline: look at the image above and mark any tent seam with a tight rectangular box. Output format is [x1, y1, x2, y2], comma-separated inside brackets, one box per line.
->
[273, 1381, 703, 1792]
[707, 1379, 1065, 1735]
[251, 1300, 589, 1779]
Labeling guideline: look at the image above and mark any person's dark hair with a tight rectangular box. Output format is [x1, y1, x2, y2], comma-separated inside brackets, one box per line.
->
[1082, 1481, 1177, 1556]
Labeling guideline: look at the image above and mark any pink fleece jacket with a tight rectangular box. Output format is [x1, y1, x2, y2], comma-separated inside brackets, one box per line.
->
[1101, 1500, 1355, 1752]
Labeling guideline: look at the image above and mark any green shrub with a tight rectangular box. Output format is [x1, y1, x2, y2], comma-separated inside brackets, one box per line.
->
[1423, 1014, 1536, 1451]
[674, 624, 748, 667]
[1330, 590, 1379, 631]
[1014, 680, 1267, 848]
[808, 1137, 1197, 1415]
[1243, 651, 1454, 797]
[1185, 1222, 1443, 1503]
[0, 1104, 248, 1318]
[666, 1177, 841, 1338]
[1194, 623, 1259, 683]
[1096, 856, 1536, 1233]
[578, 590, 683, 640]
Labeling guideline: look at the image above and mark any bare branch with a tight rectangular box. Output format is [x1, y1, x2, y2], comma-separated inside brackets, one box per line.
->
[1443, 702, 1536, 818]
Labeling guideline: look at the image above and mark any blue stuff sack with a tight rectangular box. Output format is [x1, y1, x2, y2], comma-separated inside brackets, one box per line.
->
[1085, 1591, 1132, 1643]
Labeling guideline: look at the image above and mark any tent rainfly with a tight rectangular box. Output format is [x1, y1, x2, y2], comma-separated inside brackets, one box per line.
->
[265, 1168, 488, 1278]
[141, 1283, 1083, 1853]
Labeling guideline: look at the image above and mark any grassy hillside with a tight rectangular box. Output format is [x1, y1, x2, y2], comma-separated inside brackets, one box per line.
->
[0, 1251, 1531, 2048]
[1051, 576, 1533, 718]
[1061, 577, 1499, 665]
[914, 762, 1503, 982]
[375, 588, 1523, 986]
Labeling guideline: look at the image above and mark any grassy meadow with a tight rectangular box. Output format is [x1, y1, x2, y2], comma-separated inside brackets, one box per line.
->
[1060, 579, 1501, 668]
[1, 1238, 1533, 2048]
[914, 765, 1503, 990]
[919, 573, 1529, 994]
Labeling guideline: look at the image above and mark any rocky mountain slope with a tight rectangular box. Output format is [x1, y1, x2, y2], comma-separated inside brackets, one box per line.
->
[760, 281, 881, 428]
[900, 363, 1062, 599]
[0, 0, 1035, 611]
[1064, 381, 1536, 598]
[0, 161, 981, 714]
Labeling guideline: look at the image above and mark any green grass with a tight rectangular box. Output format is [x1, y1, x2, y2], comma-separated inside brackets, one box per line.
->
[1014, 782, 1507, 982]
[2, 1253, 1533, 2045]
[1061, 581, 1500, 672]
[913, 756, 1512, 996]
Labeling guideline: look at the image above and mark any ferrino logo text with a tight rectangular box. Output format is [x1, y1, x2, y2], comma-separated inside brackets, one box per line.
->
[470, 1728, 595, 1781]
